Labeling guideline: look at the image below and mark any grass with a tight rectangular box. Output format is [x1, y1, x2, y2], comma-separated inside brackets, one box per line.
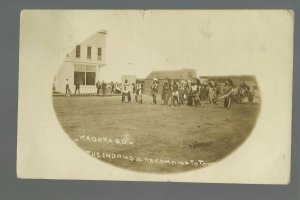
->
[52, 95, 260, 173]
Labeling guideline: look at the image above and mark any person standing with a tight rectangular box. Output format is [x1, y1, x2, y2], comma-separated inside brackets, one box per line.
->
[186, 80, 192, 106]
[161, 80, 169, 105]
[111, 81, 115, 94]
[238, 81, 247, 104]
[208, 81, 216, 105]
[151, 78, 159, 104]
[223, 81, 231, 108]
[75, 79, 81, 94]
[197, 79, 202, 105]
[252, 86, 260, 104]
[191, 81, 200, 107]
[179, 80, 186, 105]
[171, 80, 180, 106]
[132, 83, 136, 94]
[65, 78, 71, 96]
[135, 80, 143, 104]
[96, 80, 101, 94]
[122, 79, 131, 102]
[101, 81, 106, 95]
[219, 81, 236, 109]
[216, 84, 220, 98]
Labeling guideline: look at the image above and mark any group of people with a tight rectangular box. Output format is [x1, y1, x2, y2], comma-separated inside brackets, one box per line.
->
[219, 80, 260, 108]
[120, 79, 144, 103]
[64, 77, 260, 109]
[152, 78, 220, 107]
[65, 78, 82, 95]
[121, 78, 260, 109]
[95, 81, 123, 95]
[65, 79, 121, 95]
[96, 80, 112, 95]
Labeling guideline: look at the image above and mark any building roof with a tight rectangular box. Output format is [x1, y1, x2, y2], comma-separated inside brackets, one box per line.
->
[146, 69, 197, 80]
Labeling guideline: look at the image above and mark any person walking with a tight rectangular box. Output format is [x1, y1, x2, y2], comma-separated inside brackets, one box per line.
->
[111, 81, 115, 94]
[75, 79, 81, 94]
[65, 78, 71, 96]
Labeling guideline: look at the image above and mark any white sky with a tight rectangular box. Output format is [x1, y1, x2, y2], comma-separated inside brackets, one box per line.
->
[100, 11, 288, 82]
[53, 10, 291, 82]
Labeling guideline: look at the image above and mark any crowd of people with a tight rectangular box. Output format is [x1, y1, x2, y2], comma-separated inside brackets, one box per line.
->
[122, 78, 260, 109]
[150, 78, 221, 107]
[63, 77, 260, 109]
[64, 79, 122, 95]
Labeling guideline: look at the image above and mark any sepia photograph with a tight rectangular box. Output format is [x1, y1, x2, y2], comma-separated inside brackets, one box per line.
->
[17, 10, 293, 183]
[52, 31, 261, 173]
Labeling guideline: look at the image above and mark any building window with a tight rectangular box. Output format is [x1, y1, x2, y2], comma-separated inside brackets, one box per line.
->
[86, 72, 96, 85]
[76, 45, 80, 58]
[97, 48, 102, 60]
[74, 72, 85, 86]
[74, 64, 85, 85]
[74, 64, 96, 86]
[86, 65, 96, 85]
[87, 46, 92, 59]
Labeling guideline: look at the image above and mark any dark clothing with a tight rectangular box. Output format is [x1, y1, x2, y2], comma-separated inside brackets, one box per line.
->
[185, 84, 192, 106]
[65, 84, 71, 94]
[224, 96, 232, 108]
[151, 83, 159, 94]
[162, 83, 169, 105]
[152, 93, 157, 104]
[223, 85, 232, 108]
[151, 82, 159, 104]
[122, 92, 131, 102]
[173, 83, 179, 91]
[111, 83, 114, 94]
[75, 80, 80, 94]
[75, 81, 80, 94]
[96, 82, 101, 94]
[102, 83, 106, 95]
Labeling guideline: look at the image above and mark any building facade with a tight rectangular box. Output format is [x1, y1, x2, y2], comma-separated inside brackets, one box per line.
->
[54, 31, 107, 94]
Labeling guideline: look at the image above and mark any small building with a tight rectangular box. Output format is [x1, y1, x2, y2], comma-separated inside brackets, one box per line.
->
[144, 69, 197, 94]
[54, 31, 107, 94]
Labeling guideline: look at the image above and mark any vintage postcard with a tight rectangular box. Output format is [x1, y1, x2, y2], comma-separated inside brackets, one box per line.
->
[17, 10, 293, 184]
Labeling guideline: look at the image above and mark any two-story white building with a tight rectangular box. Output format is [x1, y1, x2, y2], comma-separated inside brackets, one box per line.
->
[54, 31, 107, 94]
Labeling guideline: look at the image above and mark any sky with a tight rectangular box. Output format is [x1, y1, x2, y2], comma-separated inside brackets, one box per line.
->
[97, 10, 280, 82]
[52, 10, 292, 82]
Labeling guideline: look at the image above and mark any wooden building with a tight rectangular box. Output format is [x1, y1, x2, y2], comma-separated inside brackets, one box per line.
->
[54, 31, 107, 94]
